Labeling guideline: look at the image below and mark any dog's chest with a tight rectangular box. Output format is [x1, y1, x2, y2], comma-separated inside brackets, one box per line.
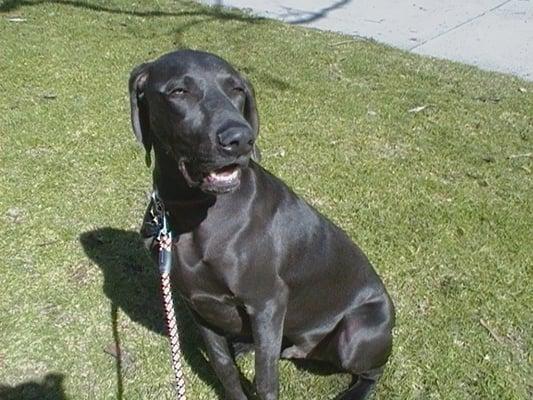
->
[185, 291, 249, 335]
[172, 236, 250, 335]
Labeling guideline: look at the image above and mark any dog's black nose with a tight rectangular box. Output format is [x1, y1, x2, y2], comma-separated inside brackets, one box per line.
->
[217, 127, 254, 157]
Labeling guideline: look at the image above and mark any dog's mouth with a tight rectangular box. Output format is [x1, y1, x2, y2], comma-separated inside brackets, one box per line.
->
[203, 164, 242, 193]
[179, 160, 242, 194]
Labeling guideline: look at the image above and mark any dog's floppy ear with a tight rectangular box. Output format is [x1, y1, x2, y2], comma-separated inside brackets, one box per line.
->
[129, 62, 152, 167]
[242, 76, 261, 163]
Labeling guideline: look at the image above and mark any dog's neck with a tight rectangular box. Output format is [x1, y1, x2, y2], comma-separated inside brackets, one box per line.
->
[152, 150, 216, 234]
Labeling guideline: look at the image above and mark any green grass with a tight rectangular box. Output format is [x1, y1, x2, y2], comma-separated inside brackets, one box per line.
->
[1, 0, 532, 399]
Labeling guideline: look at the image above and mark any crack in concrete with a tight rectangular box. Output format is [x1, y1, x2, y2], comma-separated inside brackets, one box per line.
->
[408, 0, 514, 51]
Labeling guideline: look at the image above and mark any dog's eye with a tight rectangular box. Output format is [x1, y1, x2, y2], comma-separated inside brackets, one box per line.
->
[232, 87, 245, 94]
[169, 87, 188, 96]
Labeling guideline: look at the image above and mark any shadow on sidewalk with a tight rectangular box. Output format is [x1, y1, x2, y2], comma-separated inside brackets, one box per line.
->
[206, 0, 353, 24]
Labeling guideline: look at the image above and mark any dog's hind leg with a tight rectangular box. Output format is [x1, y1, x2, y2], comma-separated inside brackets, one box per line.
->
[320, 296, 394, 400]
[230, 339, 254, 359]
[335, 368, 382, 400]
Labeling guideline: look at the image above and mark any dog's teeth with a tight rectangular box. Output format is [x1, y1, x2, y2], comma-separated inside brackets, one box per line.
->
[205, 167, 240, 188]
[211, 169, 238, 180]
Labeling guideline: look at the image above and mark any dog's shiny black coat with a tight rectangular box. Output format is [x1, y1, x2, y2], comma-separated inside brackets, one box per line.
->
[129, 50, 394, 400]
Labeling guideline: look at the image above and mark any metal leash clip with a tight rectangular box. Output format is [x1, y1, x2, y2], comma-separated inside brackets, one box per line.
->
[152, 192, 173, 274]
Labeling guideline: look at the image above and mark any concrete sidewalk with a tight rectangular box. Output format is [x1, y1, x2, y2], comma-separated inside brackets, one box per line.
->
[199, 0, 533, 81]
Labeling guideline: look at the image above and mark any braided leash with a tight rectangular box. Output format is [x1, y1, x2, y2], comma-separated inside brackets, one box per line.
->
[160, 270, 187, 399]
[152, 192, 187, 400]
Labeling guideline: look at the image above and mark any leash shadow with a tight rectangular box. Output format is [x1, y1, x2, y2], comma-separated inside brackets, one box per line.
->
[79, 227, 226, 398]
[0, 373, 67, 400]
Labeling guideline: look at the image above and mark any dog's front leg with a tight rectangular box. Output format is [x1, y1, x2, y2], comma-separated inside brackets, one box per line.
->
[249, 289, 288, 400]
[197, 323, 248, 400]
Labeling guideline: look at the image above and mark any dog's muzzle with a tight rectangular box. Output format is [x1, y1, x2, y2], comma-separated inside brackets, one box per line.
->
[179, 159, 245, 194]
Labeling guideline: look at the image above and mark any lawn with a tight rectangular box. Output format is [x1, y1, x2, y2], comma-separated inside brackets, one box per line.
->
[0, 0, 532, 399]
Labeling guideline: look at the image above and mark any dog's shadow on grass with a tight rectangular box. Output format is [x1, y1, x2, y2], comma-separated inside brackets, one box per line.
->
[0, 373, 67, 400]
[79, 227, 236, 399]
[80, 227, 346, 399]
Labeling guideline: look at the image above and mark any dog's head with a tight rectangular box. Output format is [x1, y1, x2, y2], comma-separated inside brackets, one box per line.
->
[129, 50, 260, 194]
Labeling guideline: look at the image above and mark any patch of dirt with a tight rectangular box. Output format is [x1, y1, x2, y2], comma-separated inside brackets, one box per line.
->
[67, 260, 97, 286]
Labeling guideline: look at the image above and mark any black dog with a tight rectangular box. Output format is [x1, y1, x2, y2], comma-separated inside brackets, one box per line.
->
[129, 50, 394, 400]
